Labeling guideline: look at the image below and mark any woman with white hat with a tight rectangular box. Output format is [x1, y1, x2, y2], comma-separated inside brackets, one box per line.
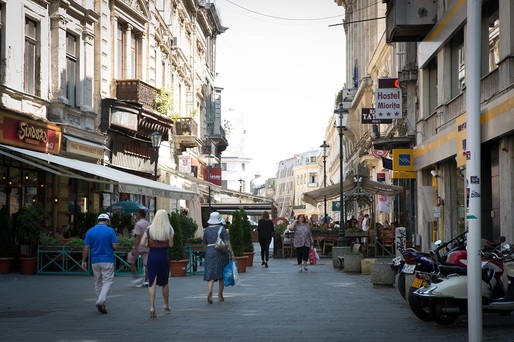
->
[202, 211, 232, 304]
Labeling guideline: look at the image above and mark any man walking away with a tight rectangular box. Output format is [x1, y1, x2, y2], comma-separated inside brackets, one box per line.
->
[81, 213, 118, 314]
[128, 209, 150, 287]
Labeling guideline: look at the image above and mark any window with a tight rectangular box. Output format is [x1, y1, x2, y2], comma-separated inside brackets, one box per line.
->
[309, 172, 317, 184]
[66, 33, 78, 107]
[116, 24, 123, 78]
[221, 163, 227, 171]
[115, 23, 141, 79]
[310, 156, 317, 163]
[241, 163, 245, 171]
[450, 30, 465, 96]
[426, 57, 437, 115]
[24, 18, 39, 96]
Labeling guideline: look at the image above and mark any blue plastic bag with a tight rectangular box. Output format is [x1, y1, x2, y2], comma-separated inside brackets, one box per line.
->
[223, 260, 235, 286]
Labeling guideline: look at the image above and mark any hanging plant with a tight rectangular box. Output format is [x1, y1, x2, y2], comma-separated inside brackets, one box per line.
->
[154, 87, 174, 116]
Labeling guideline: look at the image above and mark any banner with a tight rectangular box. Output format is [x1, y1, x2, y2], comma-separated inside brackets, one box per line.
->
[178, 155, 192, 174]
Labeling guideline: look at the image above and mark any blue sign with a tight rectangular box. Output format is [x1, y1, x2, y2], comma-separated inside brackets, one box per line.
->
[398, 153, 411, 166]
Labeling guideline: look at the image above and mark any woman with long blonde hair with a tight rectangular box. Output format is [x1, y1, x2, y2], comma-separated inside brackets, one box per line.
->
[144, 209, 174, 318]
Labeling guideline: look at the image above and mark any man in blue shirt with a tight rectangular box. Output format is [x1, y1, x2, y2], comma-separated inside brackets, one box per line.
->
[81, 213, 118, 314]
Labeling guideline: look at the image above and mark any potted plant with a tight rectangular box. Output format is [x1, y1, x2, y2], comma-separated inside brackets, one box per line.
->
[17, 202, 45, 274]
[240, 209, 255, 267]
[0, 205, 14, 273]
[168, 212, 188, 277]
[229, 209, 247, 273]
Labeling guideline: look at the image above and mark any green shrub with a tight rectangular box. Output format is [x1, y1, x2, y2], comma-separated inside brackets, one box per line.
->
[229, 209, 244, 256]
[168, 212, 185, 260]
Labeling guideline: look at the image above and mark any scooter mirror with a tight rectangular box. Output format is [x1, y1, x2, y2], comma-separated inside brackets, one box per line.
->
[434, 240, 442, 246]
[500, 236, 506, 243]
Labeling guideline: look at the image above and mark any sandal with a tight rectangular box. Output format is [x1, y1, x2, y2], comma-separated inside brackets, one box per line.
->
[150, 308, 156, 318]
[218, 293, 224, 302]
[163, 305, 171, 314]
[207, 293, 213, 304]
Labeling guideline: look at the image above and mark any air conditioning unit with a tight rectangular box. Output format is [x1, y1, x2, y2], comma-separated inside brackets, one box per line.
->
[94, 183, 113, 193]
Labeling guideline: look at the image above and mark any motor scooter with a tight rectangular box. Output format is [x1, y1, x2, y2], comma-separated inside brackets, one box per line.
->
[414, 243, 514, 325]
[405, 234, 504, 321]
[390, 231, 468, 300]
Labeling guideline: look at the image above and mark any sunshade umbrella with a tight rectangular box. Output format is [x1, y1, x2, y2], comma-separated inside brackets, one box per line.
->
[106, 200, 147, 214]
[187, 183, 204, 238]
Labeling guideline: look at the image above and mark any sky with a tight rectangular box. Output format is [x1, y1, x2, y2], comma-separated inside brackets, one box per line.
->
[215, 0, 346, 180]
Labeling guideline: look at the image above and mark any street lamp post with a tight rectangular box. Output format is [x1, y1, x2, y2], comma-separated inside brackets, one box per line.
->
[334, 103, 348, 247]
[150, 131, 162, 214]
[320, 140, 330, 225]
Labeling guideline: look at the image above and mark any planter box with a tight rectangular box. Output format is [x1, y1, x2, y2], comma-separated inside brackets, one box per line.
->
[360, 258, 378, 275]
[170, 259, 189, 277]
[370, 262, 396, 285]
[344, 253, 363, 272]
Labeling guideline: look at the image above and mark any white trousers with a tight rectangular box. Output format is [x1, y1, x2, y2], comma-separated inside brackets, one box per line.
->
[92, 262, 114, 306]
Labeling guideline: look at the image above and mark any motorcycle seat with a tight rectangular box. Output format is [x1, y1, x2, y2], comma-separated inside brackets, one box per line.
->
[439, 265, 467, 276]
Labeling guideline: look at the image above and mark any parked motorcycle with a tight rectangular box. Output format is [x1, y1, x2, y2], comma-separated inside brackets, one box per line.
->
[390, 230, 468, 300]
[414, 242, 513, 325]
[407, 234, 505, 321]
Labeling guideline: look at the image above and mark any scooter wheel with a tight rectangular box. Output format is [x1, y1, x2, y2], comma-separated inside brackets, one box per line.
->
[398, 273, 406, 299]
[429, 298, 459, 325]
[408, 286, 432, 321]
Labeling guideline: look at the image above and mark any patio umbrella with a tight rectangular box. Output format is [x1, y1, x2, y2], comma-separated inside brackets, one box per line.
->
[187, 183, 204, 238]
[106, 200, 147, 214]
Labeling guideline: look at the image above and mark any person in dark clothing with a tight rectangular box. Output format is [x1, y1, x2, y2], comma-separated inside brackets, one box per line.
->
[257, 211, 274, 268]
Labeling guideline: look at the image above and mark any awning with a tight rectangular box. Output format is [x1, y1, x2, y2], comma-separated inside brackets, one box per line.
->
[201, 202, 276, 216]
[303, 178, 404, 206]
[0, 144, 195, 200]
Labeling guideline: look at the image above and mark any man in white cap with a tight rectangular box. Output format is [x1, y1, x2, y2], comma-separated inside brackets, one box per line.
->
[81, 213, 118, 314]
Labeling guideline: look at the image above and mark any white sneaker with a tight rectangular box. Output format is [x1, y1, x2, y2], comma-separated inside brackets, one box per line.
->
[142, 282, 149, 288]
[129, 278, 143, 287]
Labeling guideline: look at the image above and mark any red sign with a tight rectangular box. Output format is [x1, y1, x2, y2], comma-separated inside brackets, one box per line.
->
[0, 111, 61, 154]
[207, 167, 222, 186]
[371, 147, 389, 158]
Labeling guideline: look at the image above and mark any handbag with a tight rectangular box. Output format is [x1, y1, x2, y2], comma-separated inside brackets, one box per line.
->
[140, 229, 149, 248]
[214, 226, 229, 253]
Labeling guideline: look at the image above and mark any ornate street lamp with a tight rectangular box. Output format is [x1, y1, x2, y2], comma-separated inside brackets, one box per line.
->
[320, 140, 330, 225]
[334, 103, 349, 247]
[150, 131, 162, 214]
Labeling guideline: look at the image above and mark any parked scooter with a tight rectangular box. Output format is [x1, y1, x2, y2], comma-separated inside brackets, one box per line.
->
[407, 235, 505, 321]
[390, 231, 468, 300]
[414, 242, 513, 325]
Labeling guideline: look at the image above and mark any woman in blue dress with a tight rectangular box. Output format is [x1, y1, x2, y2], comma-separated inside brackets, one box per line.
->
[144, 209, 174, 318]
[202, 212, 232, 304]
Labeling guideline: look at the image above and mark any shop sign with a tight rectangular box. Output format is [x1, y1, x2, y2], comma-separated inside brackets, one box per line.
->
[0, 111, 61, 154]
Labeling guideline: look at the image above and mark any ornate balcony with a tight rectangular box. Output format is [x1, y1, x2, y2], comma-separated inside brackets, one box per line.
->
[115, 79, 158, 111]
[174, 117, 201, 149]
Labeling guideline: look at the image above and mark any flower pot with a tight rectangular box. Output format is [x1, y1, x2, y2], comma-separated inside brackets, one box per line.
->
[169, 259, 189, 277]
[234, 256, 248, 273]
[19, 256, 37, 275]
[0, 257, 14, 274]
[242, 252, 255, 267]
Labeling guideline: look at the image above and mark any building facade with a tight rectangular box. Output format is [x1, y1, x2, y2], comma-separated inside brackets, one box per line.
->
[0, 0, 227, 237]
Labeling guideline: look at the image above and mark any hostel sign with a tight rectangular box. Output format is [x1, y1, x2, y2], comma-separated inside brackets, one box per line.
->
[375, 78, 403, 119]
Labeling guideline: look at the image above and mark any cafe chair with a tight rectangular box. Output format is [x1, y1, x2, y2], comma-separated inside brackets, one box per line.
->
[282, 232, 294, 258]
[382, 229, 394, 255]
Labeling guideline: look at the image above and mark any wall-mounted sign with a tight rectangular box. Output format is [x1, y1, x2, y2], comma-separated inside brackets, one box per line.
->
[0, 111, 61, 154]
[111, 109, 138, 131]
[375, 78, 402, 119]
[392, 149, 414, 171]
[361, 108, 393, 124]
[207, 167, 222, 186]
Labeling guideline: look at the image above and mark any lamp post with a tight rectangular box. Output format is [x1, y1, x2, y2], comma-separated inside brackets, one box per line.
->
[320, 140, 330, 225]
[334, 103, 349, 247]
[150, 131, 162, 214]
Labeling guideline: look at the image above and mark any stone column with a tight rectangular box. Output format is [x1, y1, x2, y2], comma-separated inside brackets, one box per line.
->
[50, 13, 68, 102]
[82, 29, 95, 113]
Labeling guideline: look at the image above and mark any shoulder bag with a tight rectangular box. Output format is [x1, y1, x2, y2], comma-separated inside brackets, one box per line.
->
[214, 226, 229, 253]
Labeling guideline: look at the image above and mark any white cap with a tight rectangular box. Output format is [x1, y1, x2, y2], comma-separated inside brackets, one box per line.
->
[97, 213, 110, 221]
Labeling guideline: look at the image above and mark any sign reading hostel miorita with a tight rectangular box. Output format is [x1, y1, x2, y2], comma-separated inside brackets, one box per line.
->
[375, 78, 403, 119]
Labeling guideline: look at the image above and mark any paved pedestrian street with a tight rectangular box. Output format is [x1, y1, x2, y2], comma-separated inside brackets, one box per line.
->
[2, 254, 514, 342]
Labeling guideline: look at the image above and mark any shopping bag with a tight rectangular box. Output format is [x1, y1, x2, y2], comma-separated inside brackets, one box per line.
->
[314, 248, 320, 260]
[309, 248, 317, 265]
[232, 261, 241, 286]
[223, 261, 235, 286]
